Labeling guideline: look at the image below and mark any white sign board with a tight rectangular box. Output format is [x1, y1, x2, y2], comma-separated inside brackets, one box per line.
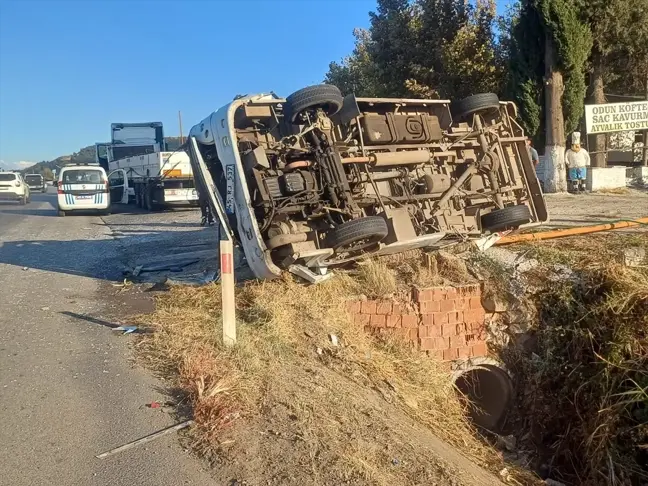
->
[585, 101, 648, 134]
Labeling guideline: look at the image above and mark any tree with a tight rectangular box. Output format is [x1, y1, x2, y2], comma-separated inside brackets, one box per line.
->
[509, 0, 591, 192]
[325, 0, 503, 100]
[41, 167, 54, 180]
[324, 29, 383, 96]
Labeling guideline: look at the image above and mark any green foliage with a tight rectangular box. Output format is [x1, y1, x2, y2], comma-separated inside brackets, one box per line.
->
[325, 0, 503, 100]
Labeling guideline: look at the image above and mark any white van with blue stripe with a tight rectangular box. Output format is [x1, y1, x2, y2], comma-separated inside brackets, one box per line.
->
[56, 164, 116, 216]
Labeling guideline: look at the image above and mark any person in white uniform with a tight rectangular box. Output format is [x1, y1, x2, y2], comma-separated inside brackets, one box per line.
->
[565, 132, 590, 193]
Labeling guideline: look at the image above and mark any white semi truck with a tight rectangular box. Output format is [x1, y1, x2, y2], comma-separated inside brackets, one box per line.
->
[96, 122, 198, 210]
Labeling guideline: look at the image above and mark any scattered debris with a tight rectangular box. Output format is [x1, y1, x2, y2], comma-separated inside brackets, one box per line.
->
[95, 420, 194, 459]
[166, 270, 218, 287]
[132, 265, 143, 277]
[624, 247, 646, 267]
[544, 480, 566, 486]
[40, 306, 50, 311]
[147, 401, 162, 409]
[329, 334, 339, 346]
[112, 326, 138, 335]
[496, 434, 517, 453]
[22, 267, 28, 271]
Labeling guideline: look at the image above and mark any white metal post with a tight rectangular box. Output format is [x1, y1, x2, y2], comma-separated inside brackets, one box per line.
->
[220, 237, 236, 346]
[187, 137, 237, 346]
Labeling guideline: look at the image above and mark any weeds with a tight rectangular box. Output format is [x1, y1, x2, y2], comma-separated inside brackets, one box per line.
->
[135, 252, 512, 485]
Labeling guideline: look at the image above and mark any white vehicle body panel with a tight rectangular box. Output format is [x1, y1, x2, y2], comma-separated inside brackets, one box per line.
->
[0, 172, 30, 201]
[189, 94, 282, 280]
[57, 166, 110, 211]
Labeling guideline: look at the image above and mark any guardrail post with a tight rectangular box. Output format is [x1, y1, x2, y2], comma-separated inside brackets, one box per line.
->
[220, 237, 236, 346]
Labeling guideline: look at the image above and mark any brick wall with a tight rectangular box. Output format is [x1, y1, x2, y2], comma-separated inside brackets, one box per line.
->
[348, 284, 488, 362]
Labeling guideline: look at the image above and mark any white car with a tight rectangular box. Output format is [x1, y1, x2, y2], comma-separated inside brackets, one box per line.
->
[0, 172, 31, 205]
[56, 164, 111, 216]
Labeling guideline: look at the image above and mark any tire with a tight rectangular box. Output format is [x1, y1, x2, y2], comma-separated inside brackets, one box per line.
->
[144, 186, 159, 212]
[283, 84, 344, 124]
[19, 196, 27, 205]
[481, 205, 532, 232]
[58, 210, 66, 217]
[326, 216, 389, 253]
[451, 93, 500, 121]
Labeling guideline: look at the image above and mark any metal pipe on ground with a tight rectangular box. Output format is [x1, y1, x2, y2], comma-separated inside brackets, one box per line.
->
[495, 217, 648, 245]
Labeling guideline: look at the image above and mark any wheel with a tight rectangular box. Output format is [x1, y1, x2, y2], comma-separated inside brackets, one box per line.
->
[19, 196, 27, 205]
[102, 209, 111, 216]
[326, 216, 389, 255]
[58, 210, 66, 217]
[136, 187, 143, 208]
[144, 186, 159, 211]
[451, 93, 500, 121]
[481, 205, 532, 232]
[283, 84, 344, 124]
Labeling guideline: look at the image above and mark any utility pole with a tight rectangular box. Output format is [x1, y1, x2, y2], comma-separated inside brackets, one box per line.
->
[178, 111, 184, 145]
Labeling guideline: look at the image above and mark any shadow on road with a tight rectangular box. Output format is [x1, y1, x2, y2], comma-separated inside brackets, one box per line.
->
[0, 228, 217, 281]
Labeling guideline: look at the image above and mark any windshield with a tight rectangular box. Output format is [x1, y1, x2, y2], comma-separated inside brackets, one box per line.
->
[0, 173, 17, 181]
[25, 175, 43, 182]
[62, 169, 103, 184]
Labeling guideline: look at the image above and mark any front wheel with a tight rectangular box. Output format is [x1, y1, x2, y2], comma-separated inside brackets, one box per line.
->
[326, 216, 389, 261]
[58, 210, 66, 217]
[19, 196, 27, 205]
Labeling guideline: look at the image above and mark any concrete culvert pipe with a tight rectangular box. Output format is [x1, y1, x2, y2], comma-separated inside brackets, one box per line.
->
[452, 361, 513, 432]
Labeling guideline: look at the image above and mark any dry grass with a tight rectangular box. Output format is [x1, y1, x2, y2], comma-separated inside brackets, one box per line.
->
[594, 187, 631, 195]
[134, 251, 513, 485]
[499, 238, 648, 485]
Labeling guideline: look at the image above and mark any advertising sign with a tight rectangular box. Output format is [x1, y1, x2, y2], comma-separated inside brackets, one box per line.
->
[585, 101, 648, 134]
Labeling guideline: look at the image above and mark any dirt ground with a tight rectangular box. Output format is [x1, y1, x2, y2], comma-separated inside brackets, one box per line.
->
[543, 188, 648, 228]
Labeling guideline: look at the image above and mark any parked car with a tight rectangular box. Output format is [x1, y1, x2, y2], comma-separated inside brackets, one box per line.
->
[0, 172, 31, 205]
[56, 163, 110, 216]
[189, 85, 548, 280]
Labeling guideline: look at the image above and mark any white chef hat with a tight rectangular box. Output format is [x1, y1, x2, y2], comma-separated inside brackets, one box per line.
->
[571, 132, 581, 145]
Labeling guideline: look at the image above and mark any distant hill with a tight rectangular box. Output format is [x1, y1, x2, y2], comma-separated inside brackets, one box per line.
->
[22, 137, 183, 177]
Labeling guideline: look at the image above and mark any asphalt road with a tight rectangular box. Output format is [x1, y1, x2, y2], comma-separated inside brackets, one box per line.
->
[0, 189, 215, 486]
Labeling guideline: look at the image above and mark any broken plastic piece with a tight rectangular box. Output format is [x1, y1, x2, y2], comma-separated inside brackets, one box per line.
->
[288, 264, 333, 284]
[113, 326, 138, 334]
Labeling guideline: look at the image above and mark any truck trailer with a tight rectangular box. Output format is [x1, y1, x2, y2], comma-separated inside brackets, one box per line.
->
[96, 122, 198, 210]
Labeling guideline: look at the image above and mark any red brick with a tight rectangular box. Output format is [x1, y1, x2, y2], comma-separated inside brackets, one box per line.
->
[347, 301, 361, 314]
[471, 341, 488, 357]
[427, 350, 445, 361]
[421, 314, 434, 326]
[434, 337, 450, 350]
[401, 314, 418, 328]
[413, 288, 434, 302]
[361, 301, 377, 314]
[440, 299, 455, 313]
[386, 315, 401, 328]
[420, 300, 441, 314]
[376, 301, 392, 315]
[475, 307, 486, 321]
[447, 311, 458, 324]
[407, 328, 417, 341]
[456, 323, 467, 335]
[445, 287, 458, 299]
[457, 346, 472, 359]
[459, 284, 481, 296]
[419, 337, 435, 350]
[433, 288, 446, 301]
[443, 347, 459, 361]
[392, 302, 403, 314]
[455, 298, 469, 311]
[420, 324, 442, 338]
[370, 314, 386, 327]
[450, 334, 466, 348]
[465, 333, 478, 344]
[434, 312, 449, 326]
[441, 323, 456, 337]
[455, 311, 464, 323]
[355, 313, 370, 326]
[469, 297, 483, 309]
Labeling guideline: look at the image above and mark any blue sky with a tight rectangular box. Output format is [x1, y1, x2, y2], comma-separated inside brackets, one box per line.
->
[0, 0, 510, 169]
